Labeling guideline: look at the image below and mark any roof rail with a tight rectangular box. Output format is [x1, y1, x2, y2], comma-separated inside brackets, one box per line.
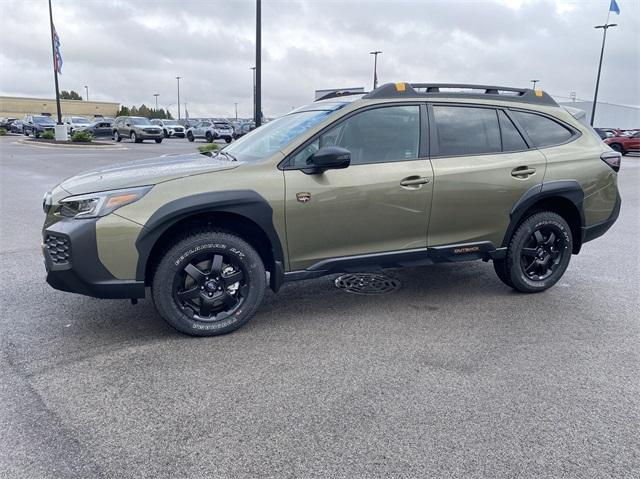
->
[315, 90, 368, 102]
[363, 82, 558, 106]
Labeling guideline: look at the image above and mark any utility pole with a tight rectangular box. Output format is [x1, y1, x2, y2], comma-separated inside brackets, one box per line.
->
[153, 93, 160, 111]
[176, 76, 182, 120]
[530, 79, 540, 89]
[591, 23, 617, 126]
[47, 0, 62, 125]
[250, 67, 256, 122]
[370, 51, 382, 89]
[255, 0, 262, 127]
[84, 85, 89, 101]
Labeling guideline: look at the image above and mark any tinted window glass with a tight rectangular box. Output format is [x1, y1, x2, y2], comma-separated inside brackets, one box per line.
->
[511, 111, 572, 147]
[433, 106, 500, 156]
[291, 105, 420, 167]
[498, 110, 528, 151]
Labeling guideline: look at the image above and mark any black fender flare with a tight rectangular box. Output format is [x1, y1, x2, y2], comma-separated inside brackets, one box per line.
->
[501, 180, 585, 248]
[135, 190, 285, 290]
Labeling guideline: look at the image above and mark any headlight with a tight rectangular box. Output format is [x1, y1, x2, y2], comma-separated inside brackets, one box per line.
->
[59, 185, 152, 219]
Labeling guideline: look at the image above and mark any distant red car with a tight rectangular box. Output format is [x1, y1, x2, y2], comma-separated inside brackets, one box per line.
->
[604, 130, 640, 155]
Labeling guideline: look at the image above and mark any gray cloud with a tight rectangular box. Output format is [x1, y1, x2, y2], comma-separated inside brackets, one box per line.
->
[0, 0, 638, 118]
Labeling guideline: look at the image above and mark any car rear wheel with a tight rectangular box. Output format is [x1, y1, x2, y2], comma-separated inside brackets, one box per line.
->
[609, 143, 623, 154]
[225, 137, 232, 144]
[151, 230, 266, 336]
[498, 211, 572, 293]
[155, 138, 162, 144]
[187, 131, 194, 142]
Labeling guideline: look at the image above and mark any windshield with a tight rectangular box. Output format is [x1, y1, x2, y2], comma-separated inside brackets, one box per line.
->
[130, 117, 152, 125]
[35, 116, 55, 125]
[72, 117, 90, 124]
[163, 120, 179, 125]
[224, 106, 346, 162]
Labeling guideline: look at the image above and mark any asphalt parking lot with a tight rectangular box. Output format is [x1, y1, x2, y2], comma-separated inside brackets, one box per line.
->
[1, 135, 638, 478]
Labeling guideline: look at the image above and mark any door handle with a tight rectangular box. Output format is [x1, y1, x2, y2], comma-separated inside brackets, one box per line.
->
[400, 176, 431, 187]
[511, 166, 536, 178]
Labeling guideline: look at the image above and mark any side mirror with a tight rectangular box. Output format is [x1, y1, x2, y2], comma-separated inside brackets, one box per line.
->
[125, 123, 131, 127]
[306, 146, 351, 174]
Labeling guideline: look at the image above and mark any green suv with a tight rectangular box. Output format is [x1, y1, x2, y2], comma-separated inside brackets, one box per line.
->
[42, 83, 621, 336]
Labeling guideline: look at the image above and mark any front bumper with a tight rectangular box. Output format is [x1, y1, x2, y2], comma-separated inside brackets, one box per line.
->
[43, 217, 145, 299]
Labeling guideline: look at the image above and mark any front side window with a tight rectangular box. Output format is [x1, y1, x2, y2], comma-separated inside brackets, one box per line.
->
[291, 105, 420, 167]
[511, 110, 573, 148]
[433, 106, 501, 156]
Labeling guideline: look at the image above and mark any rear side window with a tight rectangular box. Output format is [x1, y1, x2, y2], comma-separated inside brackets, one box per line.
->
[498, 111, 528, 152]
[433, 106, 501, 156]
[511, 111, 573, 147]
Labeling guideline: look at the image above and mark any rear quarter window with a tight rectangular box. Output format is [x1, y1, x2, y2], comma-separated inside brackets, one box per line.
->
[511, 110, 573, 148]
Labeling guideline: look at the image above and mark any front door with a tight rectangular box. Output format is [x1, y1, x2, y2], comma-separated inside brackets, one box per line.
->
[284, 104, 433, 271]
[426, 104, 547, 248]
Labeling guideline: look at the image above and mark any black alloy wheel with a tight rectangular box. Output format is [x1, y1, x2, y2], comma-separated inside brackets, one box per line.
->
[173, 252, 247, 322]
[520, 225, 566, 281]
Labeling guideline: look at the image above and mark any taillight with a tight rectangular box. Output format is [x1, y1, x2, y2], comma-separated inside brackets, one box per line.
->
[601, 151, 621, 172]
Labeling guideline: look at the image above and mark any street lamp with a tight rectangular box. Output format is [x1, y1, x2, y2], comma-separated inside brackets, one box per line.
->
[530, 79, 540, 89]
[153, 93, 160, 111]
[84, 85, 89, 101]
[250, 66, 256, 124]
[590, 23, 617, 126]
[234, 102, 238, 120]
[369, 51, 382, 89]
[176, 76, 182, 120]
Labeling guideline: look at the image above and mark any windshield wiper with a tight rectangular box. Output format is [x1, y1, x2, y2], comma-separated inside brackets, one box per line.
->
[218, 150, 237, 162]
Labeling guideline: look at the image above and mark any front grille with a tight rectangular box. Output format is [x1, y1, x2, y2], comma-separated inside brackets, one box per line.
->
[143, 128, 161, 134]
[174, 127, 184, 132]
[45, 234, 71, 264]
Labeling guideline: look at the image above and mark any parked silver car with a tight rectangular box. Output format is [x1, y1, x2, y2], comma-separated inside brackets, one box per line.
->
[186, 120, 234, 143]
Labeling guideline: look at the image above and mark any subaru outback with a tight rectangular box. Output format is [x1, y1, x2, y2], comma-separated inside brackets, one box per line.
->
[42, 83, 621, 336]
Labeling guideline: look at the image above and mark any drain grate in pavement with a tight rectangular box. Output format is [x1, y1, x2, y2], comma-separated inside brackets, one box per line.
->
[334, 273, 401, 295]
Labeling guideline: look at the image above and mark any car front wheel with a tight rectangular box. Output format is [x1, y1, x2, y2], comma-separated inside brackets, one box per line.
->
[187, 131, 194, 142]
[152, 231, 266, 336]
[114, 131, 121, 142]
[497, 211, 572, 293]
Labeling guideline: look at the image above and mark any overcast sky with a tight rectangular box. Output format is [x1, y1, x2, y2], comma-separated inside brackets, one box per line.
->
[0, 0, 638, 118]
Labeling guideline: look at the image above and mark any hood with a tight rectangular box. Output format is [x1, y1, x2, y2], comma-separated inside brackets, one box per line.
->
[59, 153, 241, 195]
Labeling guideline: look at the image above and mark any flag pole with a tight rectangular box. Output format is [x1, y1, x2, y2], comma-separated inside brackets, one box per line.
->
[48, 0, 62, 125]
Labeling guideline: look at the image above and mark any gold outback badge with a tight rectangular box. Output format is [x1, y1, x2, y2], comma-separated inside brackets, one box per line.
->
[296, 192, 311, 203]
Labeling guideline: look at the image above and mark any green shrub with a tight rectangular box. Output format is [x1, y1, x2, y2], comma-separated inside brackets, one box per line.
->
[70, 130, 94, 142]
[41, 130, 55, 140]
[197, 143, 220, 155]
[0, 128, 6, 136]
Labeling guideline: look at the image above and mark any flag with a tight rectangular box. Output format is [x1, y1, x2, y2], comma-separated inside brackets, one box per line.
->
[609, 0, 620, 15]
[53, 23, 63, 74]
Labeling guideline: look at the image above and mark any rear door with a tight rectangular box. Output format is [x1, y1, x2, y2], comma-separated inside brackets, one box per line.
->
[427, 104, 547, 248]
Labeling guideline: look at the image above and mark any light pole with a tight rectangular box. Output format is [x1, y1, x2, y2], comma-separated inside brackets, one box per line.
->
[234, 102, 238, 120]
[255, 0, 262, 127]
[370, 51, 382, 89]
[530, 79, 540, 89]
[84, 85, 89, 101]
[153, 93, 160, 111]
[250, 66, 256, 124]
[590, 23, 617, 126]
[176, 76, 182, 120]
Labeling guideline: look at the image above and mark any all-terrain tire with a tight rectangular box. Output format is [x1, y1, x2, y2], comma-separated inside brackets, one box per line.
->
[151, 230, 266, 336]
[500, 211, 572, 293]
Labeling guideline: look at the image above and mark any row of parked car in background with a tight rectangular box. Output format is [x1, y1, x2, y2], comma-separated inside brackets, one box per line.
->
[0, 115, 256, 143]
[594, 128, 640, 156]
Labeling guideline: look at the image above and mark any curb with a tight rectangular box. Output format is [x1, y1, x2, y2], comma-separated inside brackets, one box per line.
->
[15, 138, 127, 150]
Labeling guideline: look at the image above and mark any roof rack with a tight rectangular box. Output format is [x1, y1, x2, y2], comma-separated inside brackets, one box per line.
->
[362, 82, 558, 106]
[315, 90, 368, 102]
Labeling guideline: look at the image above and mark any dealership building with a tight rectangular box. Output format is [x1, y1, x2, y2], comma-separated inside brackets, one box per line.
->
[0, 96, 119, 119]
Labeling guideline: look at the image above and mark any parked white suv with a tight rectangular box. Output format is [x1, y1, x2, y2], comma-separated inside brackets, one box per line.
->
[63, 116, 92, 133]
[151, 119, 186, 138]
[186, 120, 234, 143]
